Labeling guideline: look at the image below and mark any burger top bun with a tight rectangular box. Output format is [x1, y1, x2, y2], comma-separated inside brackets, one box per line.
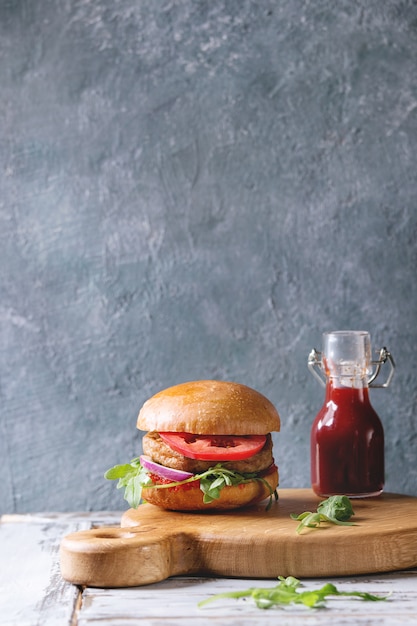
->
[137, 380, 280, 435]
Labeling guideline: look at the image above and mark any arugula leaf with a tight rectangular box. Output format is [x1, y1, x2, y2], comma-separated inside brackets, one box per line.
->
[104, 464, 135, 480]
[198, 576, 389, 610]
[317, 494, 354, 521]
[104, 460, 278, 510]
[104, 458, 151, 509]
[290, 495, 355, 534]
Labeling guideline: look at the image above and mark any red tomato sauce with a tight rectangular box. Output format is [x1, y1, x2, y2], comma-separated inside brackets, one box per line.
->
[148, 473, 199, 492]
[311, 385, 384, 497]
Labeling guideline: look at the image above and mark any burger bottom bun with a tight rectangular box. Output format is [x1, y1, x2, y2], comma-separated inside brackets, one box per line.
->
[141, 466, 279, 511]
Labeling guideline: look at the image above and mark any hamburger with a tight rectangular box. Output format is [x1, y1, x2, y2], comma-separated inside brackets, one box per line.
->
[105, 380, 280, 511]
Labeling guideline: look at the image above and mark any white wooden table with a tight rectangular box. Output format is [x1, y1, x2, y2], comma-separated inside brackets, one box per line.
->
[1, 511, 416, 625]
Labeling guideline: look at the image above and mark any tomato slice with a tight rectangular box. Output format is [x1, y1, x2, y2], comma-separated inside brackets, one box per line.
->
[158, 432, 266, 461]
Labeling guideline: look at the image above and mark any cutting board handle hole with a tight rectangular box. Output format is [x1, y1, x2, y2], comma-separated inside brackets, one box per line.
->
[92, 530, 137, 540]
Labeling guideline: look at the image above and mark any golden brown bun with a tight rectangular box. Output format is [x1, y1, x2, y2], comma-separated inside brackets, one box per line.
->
[137, 380, 280, 435]
[141, 466, 279, 511]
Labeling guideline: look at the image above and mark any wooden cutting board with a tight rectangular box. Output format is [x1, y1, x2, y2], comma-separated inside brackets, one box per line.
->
[60, 489, 417, 588]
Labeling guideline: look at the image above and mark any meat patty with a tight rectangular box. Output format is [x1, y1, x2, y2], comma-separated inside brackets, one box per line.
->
[142, 432, 275, 474]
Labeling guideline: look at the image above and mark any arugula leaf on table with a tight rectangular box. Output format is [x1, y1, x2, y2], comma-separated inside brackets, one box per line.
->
[198, 575, 389, 610]
[290, 495, 355, 533]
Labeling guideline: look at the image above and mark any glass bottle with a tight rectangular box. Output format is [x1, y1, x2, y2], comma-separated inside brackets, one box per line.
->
[308, 331, 395, 498]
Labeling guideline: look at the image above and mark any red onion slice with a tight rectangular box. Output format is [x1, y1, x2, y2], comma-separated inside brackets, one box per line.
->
[140, 455, 194, 482]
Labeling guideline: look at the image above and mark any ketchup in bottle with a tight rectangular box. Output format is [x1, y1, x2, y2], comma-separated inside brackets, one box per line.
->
[309, 331, 394, 498]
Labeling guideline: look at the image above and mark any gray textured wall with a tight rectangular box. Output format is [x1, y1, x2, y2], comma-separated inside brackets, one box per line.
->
[1, 1, 416, 514]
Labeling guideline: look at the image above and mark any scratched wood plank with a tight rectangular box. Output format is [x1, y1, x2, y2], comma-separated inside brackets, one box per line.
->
[0, 512, 121, 626]
[77, 570, 417, 626]
[2, 512, 417, 626]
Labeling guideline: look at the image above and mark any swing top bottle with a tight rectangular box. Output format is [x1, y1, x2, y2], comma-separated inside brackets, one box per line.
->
[308, 331, 395, 498]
